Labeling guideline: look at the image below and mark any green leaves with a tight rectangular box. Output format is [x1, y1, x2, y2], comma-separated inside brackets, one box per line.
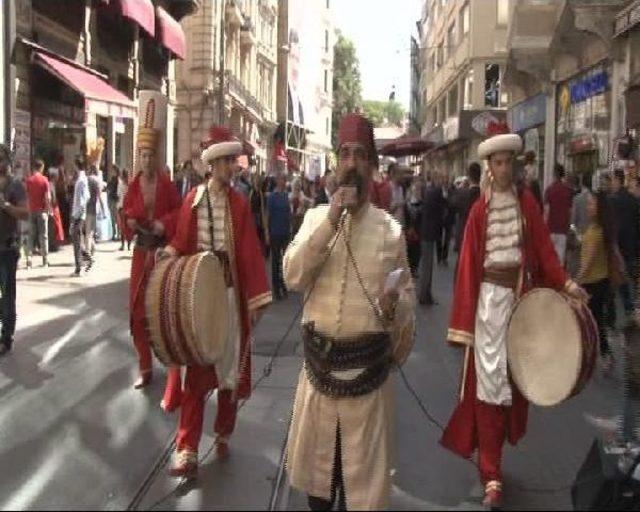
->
[362, 100, 405, 128]
[332, 31, 363, 148]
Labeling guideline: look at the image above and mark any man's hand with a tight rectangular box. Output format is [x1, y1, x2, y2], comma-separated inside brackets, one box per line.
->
[378, 289, 399, 321]
[126, 218, 138, 231]
[566, 280, 589, 302]
[250, 307, 265, 327]
[328, 186, 358, 227]
[151, 220, 165, 237]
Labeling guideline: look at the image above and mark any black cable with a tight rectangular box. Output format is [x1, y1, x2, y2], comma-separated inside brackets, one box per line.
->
[141, 220, 345, 511]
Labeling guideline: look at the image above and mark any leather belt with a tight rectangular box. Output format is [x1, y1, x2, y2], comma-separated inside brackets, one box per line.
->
[302, 322, 392, 398]
[483, 266, 520, 290]
[135, 232, 165, 250]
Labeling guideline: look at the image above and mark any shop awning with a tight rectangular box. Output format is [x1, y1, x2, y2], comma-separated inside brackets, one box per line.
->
[33, 51, 137, 119]
[114, 0, 155, 37]
[379, 135, 433, 157]
[155, 7, 186, 59]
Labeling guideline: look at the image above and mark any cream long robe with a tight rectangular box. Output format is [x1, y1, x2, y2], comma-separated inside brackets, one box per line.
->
[283, 203, 415, 511]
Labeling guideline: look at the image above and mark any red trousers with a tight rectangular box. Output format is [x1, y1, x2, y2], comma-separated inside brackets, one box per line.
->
[169, 366, 239, 453]
[130, 248, 153, 374]
[476, 401, 508, 484]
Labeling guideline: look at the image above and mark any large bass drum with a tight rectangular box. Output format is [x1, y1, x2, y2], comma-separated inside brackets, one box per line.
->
[145, 252, 229, 367]
[506, 288, 598, 407]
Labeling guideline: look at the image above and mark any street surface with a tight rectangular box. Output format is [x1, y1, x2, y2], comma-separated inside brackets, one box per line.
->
[0, 241, 622, 510]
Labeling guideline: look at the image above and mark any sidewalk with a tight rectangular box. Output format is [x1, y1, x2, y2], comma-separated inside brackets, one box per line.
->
[0, 241, 303, 511]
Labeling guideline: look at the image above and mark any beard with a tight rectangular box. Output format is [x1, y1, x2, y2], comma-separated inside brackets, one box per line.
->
[338, 168, 365, 196]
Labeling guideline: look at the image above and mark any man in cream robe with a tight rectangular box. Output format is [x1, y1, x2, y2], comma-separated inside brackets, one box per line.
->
[284, 113, 415, 511]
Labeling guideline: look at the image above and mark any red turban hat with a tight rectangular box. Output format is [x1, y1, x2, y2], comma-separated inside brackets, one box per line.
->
[337, 113, 378, 167]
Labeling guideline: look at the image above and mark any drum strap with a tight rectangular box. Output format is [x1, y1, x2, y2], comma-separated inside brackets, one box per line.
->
[205, 187, 216, 251]
[205, 188, 233, 287]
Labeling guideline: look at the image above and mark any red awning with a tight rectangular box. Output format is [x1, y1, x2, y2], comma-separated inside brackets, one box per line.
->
[156, 7, 186, 59]
[379, 135, 433, 157]
[115, 0, 155, 37]
[33, 51, 137, 119]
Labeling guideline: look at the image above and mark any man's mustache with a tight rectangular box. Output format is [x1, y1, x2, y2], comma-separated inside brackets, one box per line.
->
[339, 169, 364, 193]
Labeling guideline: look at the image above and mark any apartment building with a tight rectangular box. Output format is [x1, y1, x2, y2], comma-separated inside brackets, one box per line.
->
[176, 0, 279, 173]
[420, 0, 511, 177]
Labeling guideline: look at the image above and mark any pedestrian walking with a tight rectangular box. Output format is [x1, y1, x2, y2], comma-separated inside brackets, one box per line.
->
[452, 162, 482, 276]
[439, 179, 456, 266]
[418, 173, 445, 305]
[106, 165, 120, 241]
[289, 177, 310, 237]
[406, 175, 423, 276]
[440, 130, 587, 509]
[266, 174, 291, 300]
[610, 169, 639, 322]
[25, 159, 50, 267]
[577, 190, 623, 374]
[283, 113, 415, 510]
[389, 163, 406, 227]
[0, 144, 29, 356]
[159, 125, 271, 477]
[70, 158, 89, 277]
[84, 165, 104, 270]
[544, 163, 574, 266]
[117, 169, 130, 251]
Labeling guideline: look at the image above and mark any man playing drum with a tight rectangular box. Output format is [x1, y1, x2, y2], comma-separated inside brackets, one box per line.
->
[160, 126, 271, 478]
[283, 113, 416, 510]
[123, 112, 182, 389]
[440, 125, 587, 509]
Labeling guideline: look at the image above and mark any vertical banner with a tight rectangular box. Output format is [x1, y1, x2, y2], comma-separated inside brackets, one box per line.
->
[138, 90, 168, 169]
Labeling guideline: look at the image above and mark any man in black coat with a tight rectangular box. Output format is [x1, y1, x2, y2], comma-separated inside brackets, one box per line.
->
[451, 162, 482, 277]
[418, 173, 445, 305]
[610, 169, 640, 318]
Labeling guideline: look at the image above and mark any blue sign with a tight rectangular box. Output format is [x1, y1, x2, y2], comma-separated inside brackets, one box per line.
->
[509, 93, 547, 133]
[570, 70, 608, 104]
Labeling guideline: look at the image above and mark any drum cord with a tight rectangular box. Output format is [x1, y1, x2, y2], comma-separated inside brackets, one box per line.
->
[342, 234, 607, 496]
[141, 219, 347, 511]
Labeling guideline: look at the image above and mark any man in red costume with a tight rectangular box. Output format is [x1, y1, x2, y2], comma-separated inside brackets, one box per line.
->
[161, 126, 271, 478]
[123, 123, 182, 389]
[440, 129, 587, 509]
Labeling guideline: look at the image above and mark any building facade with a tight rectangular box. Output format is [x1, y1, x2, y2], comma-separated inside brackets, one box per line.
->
[175, 0, 279, 174]
[276, 0, 334, 179]
[505, 0, 626, 189]
[6, 0, 196, 178]
[420, 0, 511, 178]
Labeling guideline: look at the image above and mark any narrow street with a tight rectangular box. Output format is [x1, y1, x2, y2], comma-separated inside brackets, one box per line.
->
[0, 241, 621, 510]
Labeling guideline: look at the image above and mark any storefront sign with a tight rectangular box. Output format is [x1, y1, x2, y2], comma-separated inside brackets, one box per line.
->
[33, 97, 85, 125]
[570, 70, 608, 104]
[509, 93, 547, 133]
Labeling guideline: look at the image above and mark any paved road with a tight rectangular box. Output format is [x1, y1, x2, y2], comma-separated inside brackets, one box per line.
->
[0, 242, 622, 510]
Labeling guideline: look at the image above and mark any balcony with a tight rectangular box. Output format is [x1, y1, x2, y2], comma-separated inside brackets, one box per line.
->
[226, 1, 244, 28]
[257, 42, 277, 64]
[168, 0, 201, 21]
[225, 69, 264, 121]
[240, 19, 256, 47]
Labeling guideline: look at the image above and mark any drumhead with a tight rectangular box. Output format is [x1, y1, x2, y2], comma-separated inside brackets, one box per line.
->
[507, 288, 582, 407]
[190, 252, 229, 366]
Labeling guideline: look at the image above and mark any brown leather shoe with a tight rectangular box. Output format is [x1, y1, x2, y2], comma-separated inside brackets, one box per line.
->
[133, 371, 152, 389]
[216, 439, 230, 461]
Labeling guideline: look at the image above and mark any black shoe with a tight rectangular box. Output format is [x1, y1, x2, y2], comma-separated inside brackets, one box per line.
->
[0, 343, 11, 357]
[72, 269, 82, 277]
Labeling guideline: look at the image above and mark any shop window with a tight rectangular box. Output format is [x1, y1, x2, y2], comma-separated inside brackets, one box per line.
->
[439, 97, 447, 121]
[485, 64, 500, 108]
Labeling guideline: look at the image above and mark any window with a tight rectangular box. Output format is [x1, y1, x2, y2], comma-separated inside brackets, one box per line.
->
[448, 84, 459, 116]
[325, 30, 329, 53]
[463, 69, 474, 108]
[326, 0, 330, 8]
[447, 22, 457, 52]
[326, 117, 330, 135]
[461, 3, 470, 35]
[485, 64, 501, 107]
[439, 97, 447, 121]
[324, 70, 329, 93]
[497, 0, 509, 26]
[437, 44, 443, 68]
